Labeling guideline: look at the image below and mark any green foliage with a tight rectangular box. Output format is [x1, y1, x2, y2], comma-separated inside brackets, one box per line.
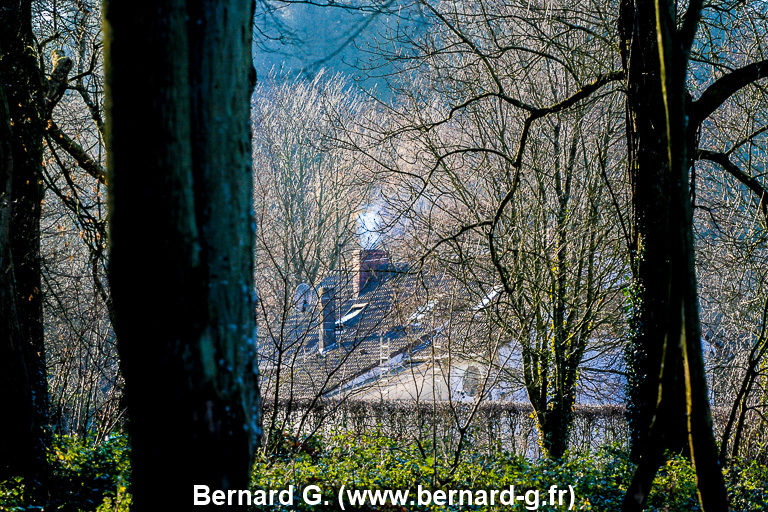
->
[267, 429, 324, 460]
[251, 435, 768, 512]
[250, 434, 635, 511]
[0, 477, 25, 512]
[726, 459, 768, 511]
[644, 455, 701, 511]
[0, 434, 130, 512]
[2, 433, 766, 511]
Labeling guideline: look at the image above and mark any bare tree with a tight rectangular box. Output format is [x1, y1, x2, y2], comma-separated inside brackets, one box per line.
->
[1, 1, 115, 475]
[26, 0, 121, 441]
[343, 0, 628, 460]
[251, 70, 381, 444]
[252, 70, 370, 295]
[689, 1, 768, 465]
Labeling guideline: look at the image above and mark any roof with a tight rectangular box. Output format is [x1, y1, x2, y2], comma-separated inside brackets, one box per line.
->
[256, 250, 625, 406]
[257, 254, 447, 400]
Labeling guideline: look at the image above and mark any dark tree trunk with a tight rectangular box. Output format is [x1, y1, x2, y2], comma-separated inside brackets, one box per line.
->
[619, 0, 688, 461]
[0, 2, 50, 499]
[620, 0, 730, 510]
[103, 1, 260, 508]
[0, 76, 41, 487]
[539, 381, 577, 460]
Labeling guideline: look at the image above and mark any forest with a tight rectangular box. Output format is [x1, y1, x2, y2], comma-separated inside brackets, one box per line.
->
[1, 0, 768, 511]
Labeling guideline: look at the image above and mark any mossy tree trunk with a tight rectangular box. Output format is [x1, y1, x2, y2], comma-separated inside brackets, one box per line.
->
[0, 2, 50, 501]
[619, 0, 689, 461]
[103, 1, 260, 508]
[620, 0, 730, 510]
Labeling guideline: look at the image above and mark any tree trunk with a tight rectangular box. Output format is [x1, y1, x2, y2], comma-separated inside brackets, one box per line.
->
[620, 0, 730, 510]
[0, 2, 50, 499]
[539, 388, 576, 460]
[619, 0, 689, 461]
[103, 1, 260, 508]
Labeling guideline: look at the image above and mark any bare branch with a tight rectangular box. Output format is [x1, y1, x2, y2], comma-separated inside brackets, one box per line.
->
[693, 59, 768, 127]
[697, 148, 768, 225]
[45, 119, 107, 185]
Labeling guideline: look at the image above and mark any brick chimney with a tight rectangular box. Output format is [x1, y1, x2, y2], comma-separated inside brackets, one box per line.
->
[354, 249, 389, 296]
[318, 286, 336, 353]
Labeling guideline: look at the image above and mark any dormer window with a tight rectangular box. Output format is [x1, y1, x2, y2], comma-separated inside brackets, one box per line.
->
[337, 303, 368, 327]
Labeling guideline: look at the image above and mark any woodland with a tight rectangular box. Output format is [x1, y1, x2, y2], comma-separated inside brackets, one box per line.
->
[1, 0, 768, 511]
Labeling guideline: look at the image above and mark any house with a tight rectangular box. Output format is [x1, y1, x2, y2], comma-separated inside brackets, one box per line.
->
[257, 249, 522, 403]
[257, 249, 625, 406]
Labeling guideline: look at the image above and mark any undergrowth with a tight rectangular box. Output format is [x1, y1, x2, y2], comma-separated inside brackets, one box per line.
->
[1, 432, 765, 511]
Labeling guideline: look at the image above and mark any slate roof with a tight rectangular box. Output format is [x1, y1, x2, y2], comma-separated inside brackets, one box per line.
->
[256, 250, 625, 405]
[257, 252, 449, 400]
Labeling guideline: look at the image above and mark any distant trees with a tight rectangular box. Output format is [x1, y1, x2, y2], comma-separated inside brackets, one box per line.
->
[32, 0, 118, 441]
[104, 0, 259, 507]
[349, 0, 627, 460]
[692, 3, 768, 465]
[252, 70, 371, 302]
[332, 0, 767, 505]
[700, 178, 768, 463]
[251, 71, 379, 442]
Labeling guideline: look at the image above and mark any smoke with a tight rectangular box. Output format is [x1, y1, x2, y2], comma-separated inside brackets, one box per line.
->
[358, 203, 383, 249]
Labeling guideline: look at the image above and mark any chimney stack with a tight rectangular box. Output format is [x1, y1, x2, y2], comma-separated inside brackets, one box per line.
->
[354, 249, 389, 296]
[319, 286, 336, 352]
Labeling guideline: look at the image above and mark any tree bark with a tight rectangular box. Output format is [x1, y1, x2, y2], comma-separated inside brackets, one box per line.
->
[621, 0, 730, 510]
[619, 0, 689, 461]
[0, 2, 51, 498]
[103, 1, 260, 508]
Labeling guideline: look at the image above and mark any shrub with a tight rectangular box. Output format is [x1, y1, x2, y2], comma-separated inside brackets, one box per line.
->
[2, 432, 765, 511]
[250, 434, 768, 511]
[727, 459, 768, 511]
[0, 434, 130, 512]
